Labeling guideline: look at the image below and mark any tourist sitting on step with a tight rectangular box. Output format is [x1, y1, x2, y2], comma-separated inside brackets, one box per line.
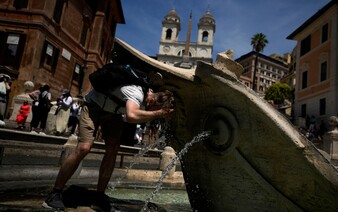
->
[15, 100, 30, 129]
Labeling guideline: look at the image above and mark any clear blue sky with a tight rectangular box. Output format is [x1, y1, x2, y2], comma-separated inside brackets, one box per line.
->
[116, 0, 330, 60]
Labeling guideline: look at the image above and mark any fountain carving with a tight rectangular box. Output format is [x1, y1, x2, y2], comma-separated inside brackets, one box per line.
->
[113, 38, 338, 211]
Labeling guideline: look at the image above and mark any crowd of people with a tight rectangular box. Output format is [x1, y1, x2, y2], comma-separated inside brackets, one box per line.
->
[3, 80, 164, 145]
[304, 115, 328, 142]
[0, 75, 84, 135]
[7, 84, 83, 136]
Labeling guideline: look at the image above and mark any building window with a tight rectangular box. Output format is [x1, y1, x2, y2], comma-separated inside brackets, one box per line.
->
[320, 61, 327, 82]
[53, 0, 64, 24]
[301, 71, 308, 89]
[202, 31, 208, 42]
[40, 41, 59, 72]
[319, 98, 326, 115]
[321, 23, 328, 43]
[72, 63, 81, 82]
[301, 104, 306, 117]
[0, 32, 26, 69]
[105, 1, 111, 22]
[165, 29, 172, 40]
[81, 15, 91, 47]
[80, 23, 89, 47]
[177, 50, 191, 57]
[259, 86, 263, 92]
[300, 35, 311, 56]
[13, 0, 28, 9]
[73, 63, 84, 93]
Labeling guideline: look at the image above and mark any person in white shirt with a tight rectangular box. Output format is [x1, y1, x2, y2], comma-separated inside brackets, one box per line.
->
[67, 98, 82, 135]
[43, 84, 174, 210]
[0, 74, 10, 121]
[55, 89, 73, 136]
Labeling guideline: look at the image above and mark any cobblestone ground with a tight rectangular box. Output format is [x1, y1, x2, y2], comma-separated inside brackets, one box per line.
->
[0, 187, 55, 211]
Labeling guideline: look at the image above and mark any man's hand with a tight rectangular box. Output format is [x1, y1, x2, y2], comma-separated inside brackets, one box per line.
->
[125, 100, 174, 123]
[158, 108, 174, 119]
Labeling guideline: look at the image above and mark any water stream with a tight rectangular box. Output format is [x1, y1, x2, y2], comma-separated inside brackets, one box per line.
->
[142, 131, 212, 211]
[110, 120, 173, 190]
[109, 141, 160, 191]
[108, 126, 211, 211]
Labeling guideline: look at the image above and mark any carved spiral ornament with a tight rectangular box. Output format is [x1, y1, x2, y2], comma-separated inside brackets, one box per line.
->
[203, 107, 239, 155]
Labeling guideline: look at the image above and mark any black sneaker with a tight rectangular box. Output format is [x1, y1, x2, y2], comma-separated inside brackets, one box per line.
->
[90, 193, 112, 212]
[42, 192, 66, 210]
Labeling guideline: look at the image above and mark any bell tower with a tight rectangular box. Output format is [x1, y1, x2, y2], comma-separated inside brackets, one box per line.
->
[157, 9, 215, 68]
[160, 9, 180, 42]
[197, 10, 215, 45]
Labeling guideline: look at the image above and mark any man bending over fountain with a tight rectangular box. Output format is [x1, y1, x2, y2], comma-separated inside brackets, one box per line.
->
[43, 78, 174, 211]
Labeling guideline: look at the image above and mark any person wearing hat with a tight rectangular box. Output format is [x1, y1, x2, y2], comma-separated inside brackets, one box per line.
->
[0, 74, 11, 121]
[31, 84, 51, 134]
[55, 89, 73, 136]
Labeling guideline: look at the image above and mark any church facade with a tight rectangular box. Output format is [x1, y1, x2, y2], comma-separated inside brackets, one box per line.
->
[157, 9, 215, 69]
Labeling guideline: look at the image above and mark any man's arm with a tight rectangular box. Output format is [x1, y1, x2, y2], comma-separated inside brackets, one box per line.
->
[124, 100, 173, 123]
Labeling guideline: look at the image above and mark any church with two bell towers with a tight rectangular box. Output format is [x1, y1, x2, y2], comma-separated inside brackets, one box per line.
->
[157, 9, 215, 69]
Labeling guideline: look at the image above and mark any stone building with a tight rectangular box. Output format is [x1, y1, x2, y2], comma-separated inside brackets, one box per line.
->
[236, 51, 289, 96]
[287, 0, 338, 123]
[280, 48, 297, 90]
[0, 0, 124, 117]
[157, 9, 215, 69]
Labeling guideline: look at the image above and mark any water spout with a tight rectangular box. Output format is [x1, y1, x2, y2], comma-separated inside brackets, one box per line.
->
[109, 142, 159, 191]
[110, 120, 173, 190]
[142, 131, 211, 211]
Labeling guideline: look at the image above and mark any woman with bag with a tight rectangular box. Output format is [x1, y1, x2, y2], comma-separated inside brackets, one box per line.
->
[30, 84, 51, 135]
[29, 85, 42, 132]
[55, 89, 73, 136]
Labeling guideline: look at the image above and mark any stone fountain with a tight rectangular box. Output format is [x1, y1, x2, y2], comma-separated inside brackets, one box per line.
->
[113, 38, 338, 211]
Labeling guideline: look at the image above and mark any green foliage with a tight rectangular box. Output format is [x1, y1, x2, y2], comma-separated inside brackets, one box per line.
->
[264, 82, 292, 104]
[250, 33, 269, 91]
[251, 33, 269, 53]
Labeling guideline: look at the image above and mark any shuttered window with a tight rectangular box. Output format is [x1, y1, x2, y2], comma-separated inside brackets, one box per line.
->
[0, 32, 26, 69]
[40, 41, 59, 73]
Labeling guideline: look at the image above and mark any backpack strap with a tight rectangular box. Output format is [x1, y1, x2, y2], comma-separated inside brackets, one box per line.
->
[107, 85, 148, 114]
[101, 94, 123, 114]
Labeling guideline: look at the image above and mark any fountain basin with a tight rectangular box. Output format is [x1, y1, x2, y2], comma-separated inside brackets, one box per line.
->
[113, 38, 338, 211]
